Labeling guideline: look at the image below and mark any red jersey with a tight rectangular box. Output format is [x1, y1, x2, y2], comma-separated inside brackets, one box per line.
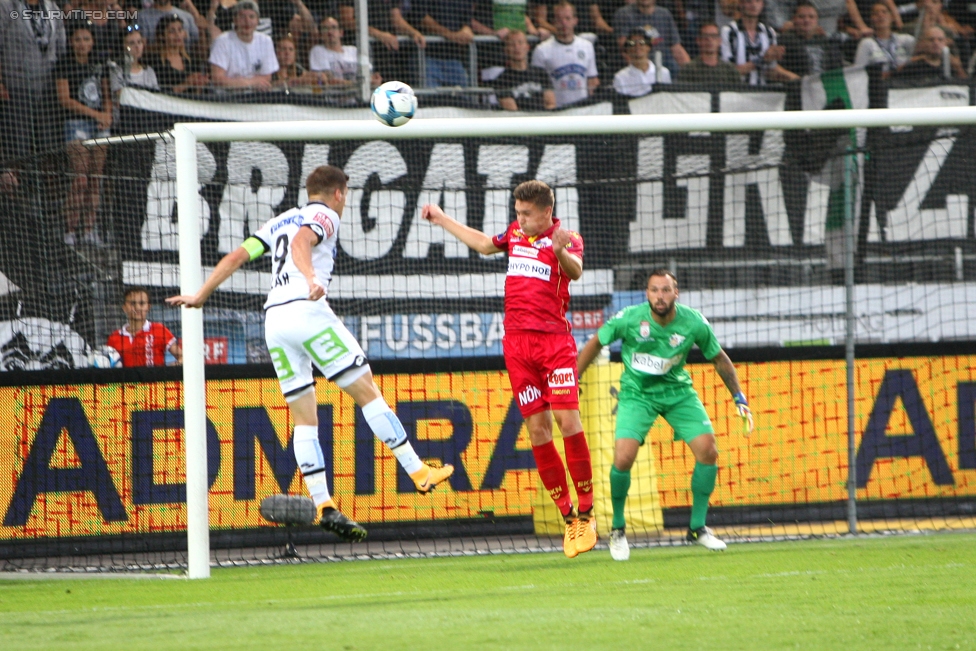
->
[107, 321, 178, 367]
[491, 219, 584, 334]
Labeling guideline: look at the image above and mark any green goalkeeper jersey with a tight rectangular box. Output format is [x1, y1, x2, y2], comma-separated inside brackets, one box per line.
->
[597, 302, 722, 396]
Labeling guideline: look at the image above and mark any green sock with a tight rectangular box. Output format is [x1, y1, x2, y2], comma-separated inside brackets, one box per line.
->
[690, 462, 717, 531]
[609, 465, 631, 530]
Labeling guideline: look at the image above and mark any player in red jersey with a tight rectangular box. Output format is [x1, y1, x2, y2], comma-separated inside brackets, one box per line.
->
[422, 180, 597, 558]
[107, 287, 182, 367]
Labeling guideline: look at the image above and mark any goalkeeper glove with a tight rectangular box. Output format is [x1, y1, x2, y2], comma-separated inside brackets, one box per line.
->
[733, 392, 754, 434]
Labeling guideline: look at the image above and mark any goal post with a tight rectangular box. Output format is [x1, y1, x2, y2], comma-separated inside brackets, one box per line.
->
[173, 107, 976, 578]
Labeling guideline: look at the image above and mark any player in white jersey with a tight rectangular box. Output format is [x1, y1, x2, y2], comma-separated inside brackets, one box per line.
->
[167, 165, 454, 542]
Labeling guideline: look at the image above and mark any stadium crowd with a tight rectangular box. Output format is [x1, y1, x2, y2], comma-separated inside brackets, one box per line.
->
[1, 0, 975, 172]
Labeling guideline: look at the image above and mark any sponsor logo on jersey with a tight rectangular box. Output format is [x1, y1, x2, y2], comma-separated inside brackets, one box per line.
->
[631, 352, 682, 376]
[518, 384, 542, 406]
[531, 237, 552, 249]
[304, 327, 350, 366]
[507, 258, 552, 282]
[511, 244, 540, 259]
[547, 367, 575, 388]
[640, 321, 650, 338]
[312, 212, 335, 238]
[669, 333, 686, 348]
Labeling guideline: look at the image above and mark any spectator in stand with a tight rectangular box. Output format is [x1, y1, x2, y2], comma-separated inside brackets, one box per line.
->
[56, 23, 112, 247]
[139, 0, 203, 46]
[490, 30, 556, 109]
[894, 24, 967, 80]
[613, 0, 691, 79]
[81, 0, 129, 61]
[0, 0, 66, 163]
[473, 0, 545, 37]
[153, 14, 210, 92]
[778, 2, 842, 76]
[207, 0, 240, 35]
[769, 0, 847, 35]
[309, 16, 378, 86]
[532, 1, 600, 106]
[272, 35, 318, 88]
[210, 0, 279, 89]
[854, 1, 915, 74]
[534, 1, 623, 36]
[108, 287, 183, 367]
[904, 0, 973, 40]
[336, 1, 426, 86]
[110, 27, 159, 102]
[110, 26, 158, 131]
[677, 21, 743, 83]
[207, 0, 317, 43]
[614, 28, 672, 95]
[417, 0, 475, 87]
[257, 0, 317, 39]
[720, 0, 795, 83]
[903, 0, 972, 52]
[715, 0, 740, 29]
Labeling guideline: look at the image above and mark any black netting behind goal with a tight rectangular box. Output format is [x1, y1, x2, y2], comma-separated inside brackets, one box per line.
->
[2, 103, 976, 572]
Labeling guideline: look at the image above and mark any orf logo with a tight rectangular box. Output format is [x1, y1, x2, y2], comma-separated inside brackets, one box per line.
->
[518, 384, 542, 406]
[548, 368, 575, 388]
[640, 321, 650, 338]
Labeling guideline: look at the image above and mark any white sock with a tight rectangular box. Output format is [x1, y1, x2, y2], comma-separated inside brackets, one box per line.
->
[361, 397, 424, 474]
[293, 425, 332, 506]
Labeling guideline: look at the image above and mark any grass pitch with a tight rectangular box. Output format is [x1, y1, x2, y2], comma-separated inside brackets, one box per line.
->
[2, 533, 975, 650]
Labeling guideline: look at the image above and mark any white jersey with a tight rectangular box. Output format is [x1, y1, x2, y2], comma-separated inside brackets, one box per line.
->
[308, 45, 357, 81]
[530, 35, 597, 108]
[252, 201, 339, 310]
[613, 62, 671, 96]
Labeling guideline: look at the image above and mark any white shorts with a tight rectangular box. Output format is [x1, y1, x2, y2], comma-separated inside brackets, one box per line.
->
[264, 300, 368, 397]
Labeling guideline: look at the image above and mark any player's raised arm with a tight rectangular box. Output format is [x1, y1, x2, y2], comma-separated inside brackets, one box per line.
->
[552, 226, 582, 280]
[421, 204, 502, 255]
[576, 333, 604, 377]
[710, 349, 754, 434]
[165, 243, 256, 308]
[291, 225, 326, 301]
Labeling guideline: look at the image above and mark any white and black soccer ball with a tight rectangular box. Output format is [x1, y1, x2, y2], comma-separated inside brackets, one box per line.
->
[89, 345, 122, 368]
[370, 81, 418, 127]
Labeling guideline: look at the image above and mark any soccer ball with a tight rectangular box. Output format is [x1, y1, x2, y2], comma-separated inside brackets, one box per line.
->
[371, 81, 418, 127]
[89, 345, 122, 368]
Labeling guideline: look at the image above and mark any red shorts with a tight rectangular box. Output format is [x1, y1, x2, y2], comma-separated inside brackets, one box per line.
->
[503, 331, 580, 418]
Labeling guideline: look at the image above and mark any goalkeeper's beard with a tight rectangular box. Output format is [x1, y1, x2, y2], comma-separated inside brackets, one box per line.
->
[651, 299, 675, 318]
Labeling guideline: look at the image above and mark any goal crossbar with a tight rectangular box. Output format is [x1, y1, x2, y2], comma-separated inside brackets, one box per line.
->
[173, 106, 976, 578]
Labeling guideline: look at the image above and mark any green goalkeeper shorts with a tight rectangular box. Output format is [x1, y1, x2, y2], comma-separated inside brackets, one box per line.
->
[615, 388, 714, 445]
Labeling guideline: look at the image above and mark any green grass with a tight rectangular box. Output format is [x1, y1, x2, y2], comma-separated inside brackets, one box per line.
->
[2, 533, 975, 650]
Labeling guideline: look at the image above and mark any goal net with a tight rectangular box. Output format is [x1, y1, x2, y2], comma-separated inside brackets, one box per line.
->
[2, 102, 975, 574]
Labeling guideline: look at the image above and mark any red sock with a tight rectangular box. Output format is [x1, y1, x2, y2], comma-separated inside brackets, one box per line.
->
[563, 431, 594, 513]
[532, 440, 573, 517]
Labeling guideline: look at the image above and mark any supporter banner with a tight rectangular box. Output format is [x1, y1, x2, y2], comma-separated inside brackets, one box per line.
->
[2, 356, 974, 541]
[115, 81, 976, 304]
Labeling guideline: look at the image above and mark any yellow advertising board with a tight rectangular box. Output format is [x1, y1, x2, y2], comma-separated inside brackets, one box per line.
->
[0, 372, 539, 541]
[2, 356, 975, 542]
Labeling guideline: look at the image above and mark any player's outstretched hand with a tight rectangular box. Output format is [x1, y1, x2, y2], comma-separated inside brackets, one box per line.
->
[733, 392, 754, 435]
[166, 294, 206, 309]
[421, 204, 447, 225]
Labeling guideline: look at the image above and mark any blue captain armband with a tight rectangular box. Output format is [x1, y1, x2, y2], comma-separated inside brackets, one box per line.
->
[242, 237, 268, 261]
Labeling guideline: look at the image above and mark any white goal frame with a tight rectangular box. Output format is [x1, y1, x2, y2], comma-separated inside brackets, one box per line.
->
[174, 106, 976, 578]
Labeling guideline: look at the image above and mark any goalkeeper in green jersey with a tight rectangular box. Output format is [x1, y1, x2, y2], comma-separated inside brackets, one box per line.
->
[577, 269, 754, 560]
